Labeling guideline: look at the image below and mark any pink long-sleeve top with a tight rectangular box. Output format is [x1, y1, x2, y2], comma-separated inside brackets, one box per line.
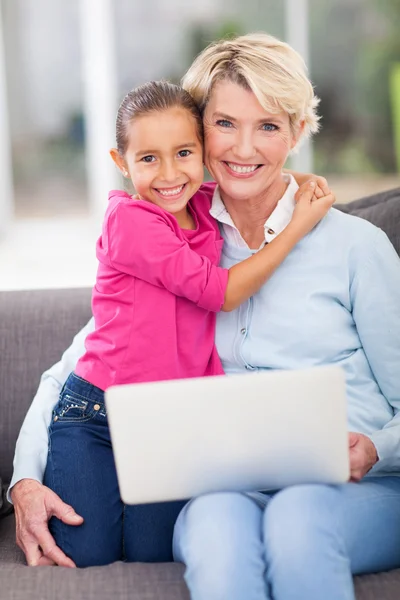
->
[75, 183, 229, 390]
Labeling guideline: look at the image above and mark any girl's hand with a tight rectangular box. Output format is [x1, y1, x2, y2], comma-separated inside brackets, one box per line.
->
[289, 181, 335, 237]
[290, 171, 331, 200]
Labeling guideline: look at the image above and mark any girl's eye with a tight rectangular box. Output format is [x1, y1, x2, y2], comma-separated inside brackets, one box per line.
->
[216, 119, 233, 128]
[261, 123, 278, 132]
[178, 149, 191, 158]
[141, 155, 156, 163]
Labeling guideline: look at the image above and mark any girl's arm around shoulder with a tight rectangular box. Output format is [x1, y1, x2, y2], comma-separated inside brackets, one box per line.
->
[104, 183, 334, 314]
[221, 181, 335, 311]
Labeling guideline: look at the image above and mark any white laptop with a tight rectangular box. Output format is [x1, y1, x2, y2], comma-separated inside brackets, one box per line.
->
[105, 365, 349, 505]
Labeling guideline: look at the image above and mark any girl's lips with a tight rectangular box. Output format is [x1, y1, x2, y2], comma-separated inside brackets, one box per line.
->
[153, 183, 187, 201]
[222, 162, 263, 179]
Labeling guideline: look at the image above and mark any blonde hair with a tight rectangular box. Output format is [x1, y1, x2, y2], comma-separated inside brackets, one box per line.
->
[181, 32, 320, 141]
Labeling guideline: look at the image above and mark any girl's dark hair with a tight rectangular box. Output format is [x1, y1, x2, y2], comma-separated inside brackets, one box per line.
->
[115, 80, 204, 156]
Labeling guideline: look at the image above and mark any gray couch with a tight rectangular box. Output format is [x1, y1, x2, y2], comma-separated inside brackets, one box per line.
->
[1, 187, 400, 599]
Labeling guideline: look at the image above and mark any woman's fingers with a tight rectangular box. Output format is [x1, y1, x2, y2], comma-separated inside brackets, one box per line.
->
[22, 536, 44, 567]
[36, 528, 76, 568]
[11, 479, 79, 568]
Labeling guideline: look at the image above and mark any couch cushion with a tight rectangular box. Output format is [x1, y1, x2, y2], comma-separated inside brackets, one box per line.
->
[354, 570, 400, 600]
[0, 288, 92, 483]
[0, 479, 12, 519]
[0, 562, 190, 600]
[0, 515, 189, 600]
[0, 513, 25, 564]
[1, 513, 400, 599]
[336, 187, 400, 256]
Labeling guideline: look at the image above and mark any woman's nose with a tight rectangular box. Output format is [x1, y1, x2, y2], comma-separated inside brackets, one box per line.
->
[233, 131, 256, 160]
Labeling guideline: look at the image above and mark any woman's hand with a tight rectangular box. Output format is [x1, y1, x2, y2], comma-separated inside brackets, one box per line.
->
[289, 181, 335, 238]
[348, 432, 379, 482]
[11, 478, 83, 567]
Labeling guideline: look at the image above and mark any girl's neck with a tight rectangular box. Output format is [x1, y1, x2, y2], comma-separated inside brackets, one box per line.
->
[220, 176, 288, 249]
[175, 207, 196, 230]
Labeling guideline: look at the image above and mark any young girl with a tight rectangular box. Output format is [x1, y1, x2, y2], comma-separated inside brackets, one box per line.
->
[44, 80, 333, 567]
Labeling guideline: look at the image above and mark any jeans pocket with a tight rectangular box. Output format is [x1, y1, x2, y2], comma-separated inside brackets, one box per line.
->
[53, 391, 96, 423]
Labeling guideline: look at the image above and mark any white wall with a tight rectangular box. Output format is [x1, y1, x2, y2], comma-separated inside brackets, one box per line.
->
[4, 0, 82, 140]
[3, 0, 226, 143]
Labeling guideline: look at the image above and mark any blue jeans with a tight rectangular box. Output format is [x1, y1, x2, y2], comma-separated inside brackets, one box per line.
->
[173, 479, 400, 600]
[44, 372, 185, 567]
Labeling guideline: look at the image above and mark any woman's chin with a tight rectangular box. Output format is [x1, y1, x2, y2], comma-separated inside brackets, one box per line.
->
[218, 177, 267, 201]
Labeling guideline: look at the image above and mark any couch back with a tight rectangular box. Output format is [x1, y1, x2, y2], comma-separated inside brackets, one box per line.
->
[336, 186, 400, 254]
[0, 288, 92, 482]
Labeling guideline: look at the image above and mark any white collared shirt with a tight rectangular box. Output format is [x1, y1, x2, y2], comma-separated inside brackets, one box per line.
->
[209, 173, 299, 249]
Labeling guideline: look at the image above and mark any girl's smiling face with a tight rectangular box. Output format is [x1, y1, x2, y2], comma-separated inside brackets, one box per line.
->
[112, 106, 204, 223]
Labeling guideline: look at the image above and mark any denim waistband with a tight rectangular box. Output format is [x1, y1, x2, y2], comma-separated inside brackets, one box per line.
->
[64, 371, 105, 404]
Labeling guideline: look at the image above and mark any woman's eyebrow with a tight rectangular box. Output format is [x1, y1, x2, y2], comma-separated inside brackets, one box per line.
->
[213, 111, 237, 121]
[257, 116, 285, 124]
[213, 111, 284, 124]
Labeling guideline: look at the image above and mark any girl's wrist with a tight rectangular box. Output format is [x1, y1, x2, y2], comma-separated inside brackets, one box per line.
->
[282, 221, 304, 244]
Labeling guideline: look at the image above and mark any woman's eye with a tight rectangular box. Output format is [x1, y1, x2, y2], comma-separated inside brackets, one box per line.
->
[216, 119, 233, 128]
[261, 123, 278, 132]
[178, 149, 191, 158]
[141, 155, 156, 163]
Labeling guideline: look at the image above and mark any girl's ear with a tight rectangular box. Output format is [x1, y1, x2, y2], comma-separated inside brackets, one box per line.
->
[110, 148, 129, 177]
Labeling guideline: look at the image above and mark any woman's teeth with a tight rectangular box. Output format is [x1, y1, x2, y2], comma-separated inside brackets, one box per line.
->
[157, 185, 185, 196]
[227, 163, 259, 174]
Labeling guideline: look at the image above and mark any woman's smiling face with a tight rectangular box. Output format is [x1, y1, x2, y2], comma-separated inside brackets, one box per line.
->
[203, 80, 300, 201]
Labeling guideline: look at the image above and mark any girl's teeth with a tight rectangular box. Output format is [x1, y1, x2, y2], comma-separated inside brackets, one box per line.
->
[157, 185, 184, 196]
[227, 163, 258, 174]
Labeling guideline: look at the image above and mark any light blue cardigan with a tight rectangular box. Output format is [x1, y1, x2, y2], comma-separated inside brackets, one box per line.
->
[216, 207, 400, 475]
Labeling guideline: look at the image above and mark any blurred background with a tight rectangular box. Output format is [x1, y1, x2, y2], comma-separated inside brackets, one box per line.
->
[0, 0, 399, 290]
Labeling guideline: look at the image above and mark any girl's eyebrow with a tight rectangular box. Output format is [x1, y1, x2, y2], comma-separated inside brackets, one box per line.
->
[136, 142, 198, 157]
[135, 148, 158, 157]
[174, 142, 198, 150]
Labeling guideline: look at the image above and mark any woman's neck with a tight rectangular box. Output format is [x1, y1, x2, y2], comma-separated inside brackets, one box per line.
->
[220, 175, 288, 249]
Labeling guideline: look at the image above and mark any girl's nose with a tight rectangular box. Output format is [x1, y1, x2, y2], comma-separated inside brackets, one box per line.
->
[160, 160, 179, 183]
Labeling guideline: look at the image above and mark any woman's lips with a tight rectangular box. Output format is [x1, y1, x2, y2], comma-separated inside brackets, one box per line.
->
[222, 161, 263, 178]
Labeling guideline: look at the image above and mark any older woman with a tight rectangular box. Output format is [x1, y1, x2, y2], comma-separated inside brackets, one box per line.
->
[10, 33, 400, 600]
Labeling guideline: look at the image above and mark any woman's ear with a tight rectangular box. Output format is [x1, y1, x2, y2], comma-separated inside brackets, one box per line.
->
[291, 120, 306, 150]
[110, 148, 129, 177]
